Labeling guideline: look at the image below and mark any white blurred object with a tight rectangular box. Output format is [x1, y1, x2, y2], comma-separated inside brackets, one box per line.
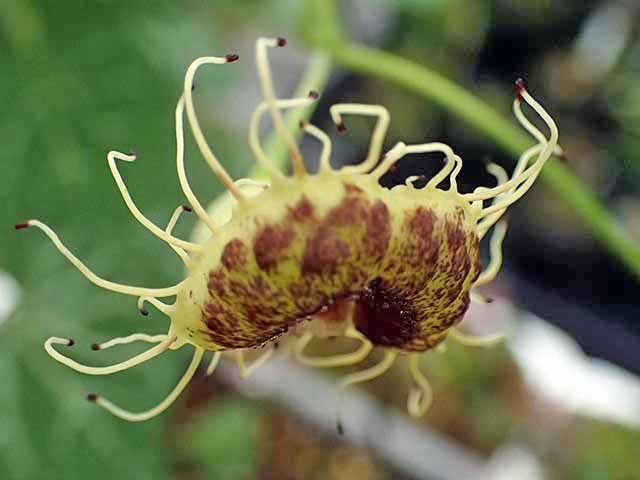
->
[573, 2, 633, 81]
[461, 295, 515, 337]
[483, 445, 547, 480]
[0, 271, 20, 327]
[220, 357, 485, 480]
[509, 313, 640, 429]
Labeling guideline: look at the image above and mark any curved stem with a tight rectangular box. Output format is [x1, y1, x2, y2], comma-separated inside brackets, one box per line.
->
[253, 53, 331, 180]
[45, 335, 176, 376]
[94, 346, 204, 422]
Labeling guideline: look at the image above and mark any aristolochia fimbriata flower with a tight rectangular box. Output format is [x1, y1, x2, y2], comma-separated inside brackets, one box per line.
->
[17, 37, 561, 427]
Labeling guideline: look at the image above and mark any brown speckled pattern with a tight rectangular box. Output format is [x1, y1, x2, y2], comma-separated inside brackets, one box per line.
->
[199, 183, 480, 351]
[357, 205, 481, 351]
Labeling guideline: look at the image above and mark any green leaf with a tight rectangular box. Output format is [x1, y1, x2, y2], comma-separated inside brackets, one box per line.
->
[178, 399, 264, 480]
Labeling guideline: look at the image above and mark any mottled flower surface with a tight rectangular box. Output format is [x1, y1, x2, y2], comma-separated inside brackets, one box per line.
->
[177, 175, 481, 352]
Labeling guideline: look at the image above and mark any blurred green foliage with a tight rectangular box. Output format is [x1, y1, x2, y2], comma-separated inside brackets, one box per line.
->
[177, 399, 265, 479]
[0, 2, 261, 479]
[557, 420, 640, 480]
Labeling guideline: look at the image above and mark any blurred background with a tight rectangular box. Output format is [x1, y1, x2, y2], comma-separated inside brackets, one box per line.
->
[1, 1, 640, 479]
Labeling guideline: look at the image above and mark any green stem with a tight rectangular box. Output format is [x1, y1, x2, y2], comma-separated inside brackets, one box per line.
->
[301, 3, 640, 279]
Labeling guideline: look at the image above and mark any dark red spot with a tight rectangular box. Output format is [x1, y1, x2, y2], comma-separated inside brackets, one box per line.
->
[408, 207, 436, 240]
[336, 122, 347, 133]
[287, 195, 315, 223]
[445, 219, 466, 254]
[253, 224, 296, 271]
[87, 393, 98, 402]
[446, 219, 470, 284]
[354, 277, 419, 348]
[221, 238, 248, 271]
[298, 120, 307, 129]
[277, 37, 287, 47]
[326, 196, 367, 226]
[91, 343, 100, 351]
[15, 222, 29, 230]
[182, 204, 193, 212]
[302, 228, 351, 274]
[308, 90, 319, 100]
[406, 207, 440, 271]
[365, 200, 390, 257]
[225, 54, 239, 63]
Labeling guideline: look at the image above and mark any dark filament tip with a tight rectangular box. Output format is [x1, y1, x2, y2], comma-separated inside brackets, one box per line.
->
[337, 422, 344, 435]
[336, 122, 347, 134]
[91, 343, 100, 351]
[308, 90, 320, 100]
[67, 339, 75, 347]
[139, 308, 149, 316]
[514, 78, 525, 100]
[182, 204, 193, 212]
[87, 393, 98, 402]
[15, 222, 29, 230]
[276, 37, 287, 47]
[298, 119, 307, 129]
[225, 54, 239, 63]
